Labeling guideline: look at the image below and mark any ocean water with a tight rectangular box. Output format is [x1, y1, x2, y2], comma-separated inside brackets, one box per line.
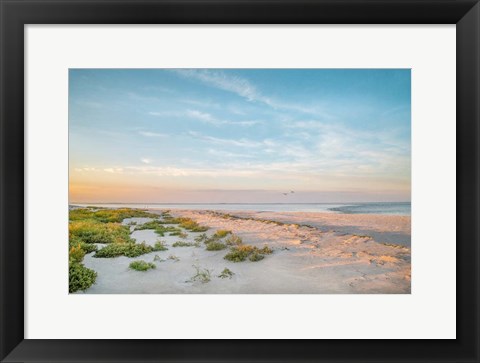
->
[327, 202, 411, 215]
[73, 202, 411, 216]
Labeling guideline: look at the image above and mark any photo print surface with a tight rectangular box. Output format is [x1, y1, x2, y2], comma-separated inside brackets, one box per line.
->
[69, 69, 411, 294]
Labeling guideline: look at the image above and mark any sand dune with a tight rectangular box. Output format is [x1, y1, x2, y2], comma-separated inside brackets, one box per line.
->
[80, 209, 411, 294]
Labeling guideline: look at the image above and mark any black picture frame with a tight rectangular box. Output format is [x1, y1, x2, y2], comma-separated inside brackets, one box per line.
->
[1, 1, 479, 362]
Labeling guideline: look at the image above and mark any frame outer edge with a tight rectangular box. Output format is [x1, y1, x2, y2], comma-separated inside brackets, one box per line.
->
[0, 1, 26, 362]
[0, 0, 479, 362]
[457, 2, 480, 361]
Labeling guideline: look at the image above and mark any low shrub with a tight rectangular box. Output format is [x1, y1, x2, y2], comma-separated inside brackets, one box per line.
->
[187, 265, 211, 283]
[176, 218, 209, 232]
[257, 245, 273, 255]
[205, 241, 227, 251]
[224, 245, 254, 262]
[225, 234, 243, 246]
[194, 233, 209, 244]
[79, 242, 98, 254]
[69, 237, 98, 254]
[69, 220, 132, 244]
[135, 221, 183, 236]
[69, 262, 97, 293]
[69, 208, 156, 223]
[134, 220, 163, 230]
[213, 230, 232, 239]
[94, 242, 154, 258]
[129, 260, 156, 271]
[169, 231, 188, 239]
[224, 244, 273, 262]
[69, 245, 86, 264]
[172, 241, 195, 247]
[153, 240, 168, 251]
[218, 267, 234, 279]
[90, 208, 156, 223]
[153, 254, 164, 262]
[249, 252, 265, 262]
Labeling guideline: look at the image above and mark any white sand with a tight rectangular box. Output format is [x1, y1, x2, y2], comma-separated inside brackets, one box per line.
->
[223, 210, 411, 246]
[80, 210, 411, 294]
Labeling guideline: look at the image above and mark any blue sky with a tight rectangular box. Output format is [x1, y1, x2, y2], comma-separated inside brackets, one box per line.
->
[69, 69, 411, 203]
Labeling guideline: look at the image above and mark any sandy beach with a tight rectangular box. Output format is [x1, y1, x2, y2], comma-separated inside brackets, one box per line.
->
[80, 209, 411, 294]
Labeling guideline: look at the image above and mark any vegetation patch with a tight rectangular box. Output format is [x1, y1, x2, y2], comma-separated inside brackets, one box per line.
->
[129, 260, 156, 271]
[134, 220, 163, 230]
[218, 268, 234, 279]
[153, 212, 209, 231]
[224, 245, 255, 262]
[135, 221, 183, 236]
[178, 218, 209, 232]
[225, 234, 243, 246]
[69, 262, 97, 293]
[169, 231, 188, 239]
[187, 265, 212, 284]
[194, 233, 209, 244]
[68, 244, 97, 293]
[172, 241, 195, 247]
[69, 219, 133, 245]
[213, 230, 232, 239]
[69, 208, 156, 223]
[69, 238, 98, 254]
[154, 241, 168, 251]
[93, 241, 166, 258]
[162, 217, 209, 232]
[167, 254, 180, 262]
[69, 244, 86, 264]
[205, 240, 227, 251]
[257, 246, 273, 255]
[249, 252, 265, 262]
[224, 244, 273, 262]
[68, 208, 161, 292]
[153, 254, 165, 262]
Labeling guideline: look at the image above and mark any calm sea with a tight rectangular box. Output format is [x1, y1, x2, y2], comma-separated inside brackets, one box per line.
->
[73, 202, 411, 216]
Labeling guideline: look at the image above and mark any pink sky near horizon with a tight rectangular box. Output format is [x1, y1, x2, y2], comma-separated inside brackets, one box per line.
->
[69, 184, 410, 204]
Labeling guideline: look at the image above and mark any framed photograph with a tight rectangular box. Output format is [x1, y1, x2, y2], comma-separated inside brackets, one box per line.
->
[1, 0, 478, 362]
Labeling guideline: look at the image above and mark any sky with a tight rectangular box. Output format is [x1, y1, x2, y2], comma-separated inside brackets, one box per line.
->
[69, 69, 411, 203]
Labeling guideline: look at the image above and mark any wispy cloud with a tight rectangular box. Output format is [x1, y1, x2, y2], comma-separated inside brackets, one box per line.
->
[104, 168, 124, 173]
[186, 109, 216, 123]
[173, 69, 331, 119]
[174, 69, 269, 104]
[138, 131, 168, 138]
[148, 111, 181, 117]
[188, 131, 271, 148]
[105, 165, 261, 178]
[149, 108, 260, 127]
[141, 158, 152, 164]
[74, 167, 98, 172]
[207, 148, 256, 159]
[180, 98, 221, 109]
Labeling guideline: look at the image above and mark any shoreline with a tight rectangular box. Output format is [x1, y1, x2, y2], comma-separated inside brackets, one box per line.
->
[70, 202, 411, 217]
